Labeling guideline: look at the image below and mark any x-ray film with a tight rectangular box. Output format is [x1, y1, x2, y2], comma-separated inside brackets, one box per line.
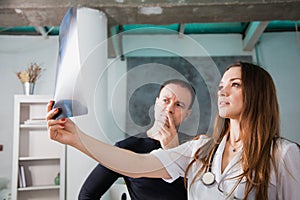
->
[52, 7, 88, 119]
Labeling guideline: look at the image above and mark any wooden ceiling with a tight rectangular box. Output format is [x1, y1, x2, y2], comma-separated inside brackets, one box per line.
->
[1, 0, 299, 54]
[1, 0, 300, 27]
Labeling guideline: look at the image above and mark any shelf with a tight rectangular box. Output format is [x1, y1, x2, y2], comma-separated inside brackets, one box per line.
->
[12, 95, 65, 200]
[19, 156, 60, 161]
[18, 185, 60, 191]
[20, 124, 47, 129]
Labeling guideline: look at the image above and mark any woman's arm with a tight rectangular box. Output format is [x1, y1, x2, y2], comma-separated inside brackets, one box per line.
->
[46, 101, 171, 179]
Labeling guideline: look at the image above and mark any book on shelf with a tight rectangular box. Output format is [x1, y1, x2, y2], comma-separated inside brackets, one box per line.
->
[18, 168, 23, 188]
[19, 165, 26, 188]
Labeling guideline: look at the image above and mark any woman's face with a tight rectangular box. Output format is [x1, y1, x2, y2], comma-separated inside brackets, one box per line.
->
[218, 66, 243, 120]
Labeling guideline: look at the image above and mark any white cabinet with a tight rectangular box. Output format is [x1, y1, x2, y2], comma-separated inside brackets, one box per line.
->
[11, 95, 65, 200]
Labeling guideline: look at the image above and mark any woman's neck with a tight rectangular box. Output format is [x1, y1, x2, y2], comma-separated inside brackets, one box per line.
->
[228, 119, 241, 143]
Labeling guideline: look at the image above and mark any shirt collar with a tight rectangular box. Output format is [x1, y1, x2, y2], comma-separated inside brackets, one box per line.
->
[212, 135, 243, 182]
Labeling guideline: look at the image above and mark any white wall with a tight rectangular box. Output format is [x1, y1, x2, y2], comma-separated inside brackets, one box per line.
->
[257, 32, 300, 143]
[0, 31, 299, 199]
[123, 34, 253, 57]
[0, 35, 58, 184]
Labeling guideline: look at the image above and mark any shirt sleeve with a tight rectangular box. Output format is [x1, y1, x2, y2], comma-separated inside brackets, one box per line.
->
[151, 136, 209, 183]
[276, 141, 300, 199]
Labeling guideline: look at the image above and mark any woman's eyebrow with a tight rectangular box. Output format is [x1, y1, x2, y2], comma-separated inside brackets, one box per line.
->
[219, 77, 242, 84]
[230, 78, 242, 81]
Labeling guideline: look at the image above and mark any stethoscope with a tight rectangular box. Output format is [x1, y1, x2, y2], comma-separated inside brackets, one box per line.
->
[201, 145, 218, 185]
[200, 144, 242, 200]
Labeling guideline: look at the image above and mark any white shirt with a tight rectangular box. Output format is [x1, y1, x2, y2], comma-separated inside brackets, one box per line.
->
[151, 135, 300, 199]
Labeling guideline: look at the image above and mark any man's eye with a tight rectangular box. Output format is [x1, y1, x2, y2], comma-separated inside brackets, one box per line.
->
[218, 85, 223, 90]
[162, 99, 168, 103]
[177, 103, 184, 108]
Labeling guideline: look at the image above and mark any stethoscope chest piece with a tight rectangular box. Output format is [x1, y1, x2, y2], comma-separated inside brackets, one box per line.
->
[202, 171, 215, 185]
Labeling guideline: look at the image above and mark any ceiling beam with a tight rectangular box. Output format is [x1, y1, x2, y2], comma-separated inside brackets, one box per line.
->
[243, 21, 269, 51]
[34, 26, 49, 39]
[178, 24, 185, 38]
[1, 0, 300, 27]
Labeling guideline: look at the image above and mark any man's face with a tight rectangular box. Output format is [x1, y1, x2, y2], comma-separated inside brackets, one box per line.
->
[154, 83, 192, 129]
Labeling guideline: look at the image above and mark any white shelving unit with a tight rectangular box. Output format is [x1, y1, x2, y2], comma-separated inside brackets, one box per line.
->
[11, 95, 65, 200]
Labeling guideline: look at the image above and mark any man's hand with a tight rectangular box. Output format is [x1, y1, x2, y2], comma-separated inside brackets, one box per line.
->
[147, 112, 179, 149]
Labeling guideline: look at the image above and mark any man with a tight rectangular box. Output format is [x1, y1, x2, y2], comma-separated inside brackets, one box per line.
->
[78, 79, 196, 200]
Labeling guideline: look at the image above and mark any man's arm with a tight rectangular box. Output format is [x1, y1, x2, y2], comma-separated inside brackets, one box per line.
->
[78, 163, 120, 200]
[78, 138, 136, 200]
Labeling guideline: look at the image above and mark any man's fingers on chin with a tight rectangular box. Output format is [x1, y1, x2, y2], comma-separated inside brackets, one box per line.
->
[158, 131, 166, 137]
[160, 130, 171, 137]
[162, 125, 171, 132]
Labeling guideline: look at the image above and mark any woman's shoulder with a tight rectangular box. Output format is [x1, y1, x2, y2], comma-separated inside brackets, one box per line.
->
[273, 137, 300, 165]
[188, 133, 212, 146]
[271, 137, 300, 187]
[274, 137, 299, 154]
[163, 133, 212, 153]
[192, 133, 211, 140]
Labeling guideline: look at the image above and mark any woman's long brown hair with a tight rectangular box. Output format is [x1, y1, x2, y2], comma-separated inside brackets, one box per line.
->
[184, 62, 280, 199]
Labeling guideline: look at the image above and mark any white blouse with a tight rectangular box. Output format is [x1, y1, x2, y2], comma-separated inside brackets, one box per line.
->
[151, 135, 300, 200]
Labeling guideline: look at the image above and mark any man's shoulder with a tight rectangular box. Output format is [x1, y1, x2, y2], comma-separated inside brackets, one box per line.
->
[115, 133, 160, 152]
[115, 133, 147, 145]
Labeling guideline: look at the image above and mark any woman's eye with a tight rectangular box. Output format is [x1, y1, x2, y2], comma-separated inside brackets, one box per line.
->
[218, 85, 223, 91]
[232, 82, 241, 87]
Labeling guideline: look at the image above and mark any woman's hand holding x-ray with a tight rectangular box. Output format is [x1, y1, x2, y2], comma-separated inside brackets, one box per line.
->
[46, 101, 85, 150]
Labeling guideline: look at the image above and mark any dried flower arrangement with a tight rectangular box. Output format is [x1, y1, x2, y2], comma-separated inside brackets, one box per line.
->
[16, 63, 43, 83]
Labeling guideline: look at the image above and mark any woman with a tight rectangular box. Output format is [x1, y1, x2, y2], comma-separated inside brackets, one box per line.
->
[47, 62, 300, 199]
